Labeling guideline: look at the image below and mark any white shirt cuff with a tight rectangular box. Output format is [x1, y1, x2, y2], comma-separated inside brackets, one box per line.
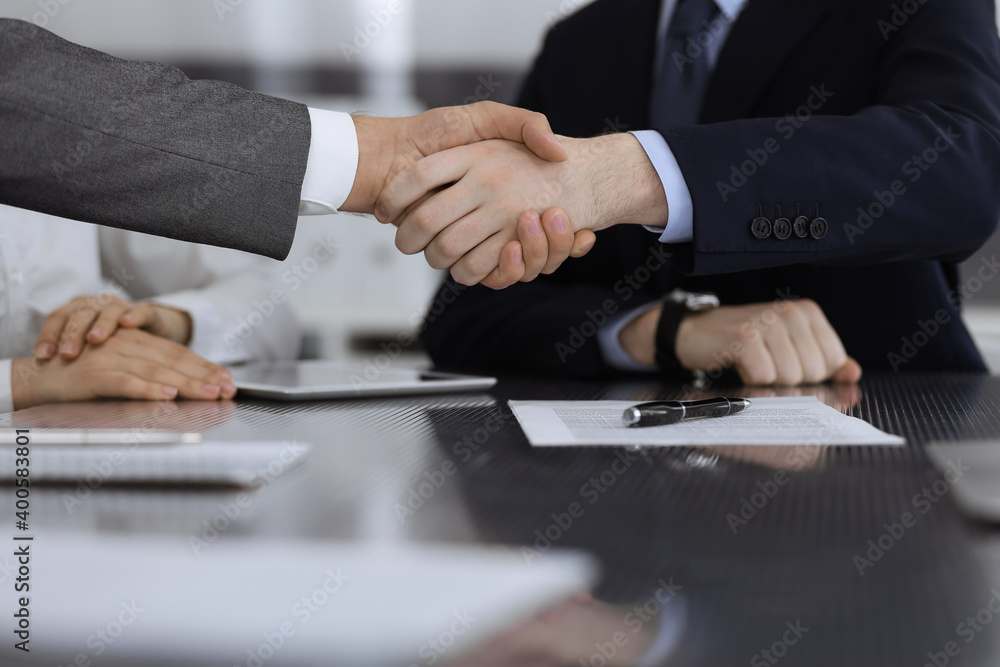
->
[0, 359, 14, 414]
[630, 130, 694, 244]
[299, 108, 359, 215]
[636, 592, 686, 667]
[596, 304, 661, 373]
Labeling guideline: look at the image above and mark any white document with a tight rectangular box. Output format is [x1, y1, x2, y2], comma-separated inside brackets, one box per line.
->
[509, 396, 905, 447]
[0, 535, 596, 667]
[0, 440, 310, 485]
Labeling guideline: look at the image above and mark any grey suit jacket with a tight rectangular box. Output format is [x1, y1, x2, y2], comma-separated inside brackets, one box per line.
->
[0, 19, 310, 260]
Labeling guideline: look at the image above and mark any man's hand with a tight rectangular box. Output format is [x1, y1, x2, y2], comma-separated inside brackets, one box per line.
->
[14, 328, 235, 410]
[620, 299, 863, 386]
[378, 133, 667, 285]
[341, 101, 568, 215]
[34, 294, 192, 360]
[481, 208, 597, 290]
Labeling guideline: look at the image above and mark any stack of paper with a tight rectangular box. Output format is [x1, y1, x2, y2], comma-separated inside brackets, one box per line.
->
[509, 396, 904, 447]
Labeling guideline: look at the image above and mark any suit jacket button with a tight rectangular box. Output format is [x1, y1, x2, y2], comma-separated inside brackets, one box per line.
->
[773, 217, 792, 240]
[751, 217, 772, 239]
[810, 217, 828, 240]
[793, 216, 810, 238]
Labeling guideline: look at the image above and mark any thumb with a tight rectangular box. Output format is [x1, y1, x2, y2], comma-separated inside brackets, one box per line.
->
[571, 230, 597, 258]
[466, 101, 568, 163]
[480, 240, 525, 291]
[831, 357, 863, 384]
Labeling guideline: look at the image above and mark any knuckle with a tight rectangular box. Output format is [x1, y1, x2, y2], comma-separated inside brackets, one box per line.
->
[139, 361, 161, 379]
[742, 365, 775, 386]
[180, 377, 206, 394]
[411, 207, 439, 235]
[394, 233, 418, 256]
[425, 254, 451, 271]
[450, 266, 476, 287]
[737, 325, 759, 343]
[776, 367, 803, 386]
[118, 375, 148, 398]
[466, 260, 490, 282]
[795, 299, 821, 317]
[413, 159, 435, 186]
[435, 234, 465, 262]
[803, 367, 827, 384]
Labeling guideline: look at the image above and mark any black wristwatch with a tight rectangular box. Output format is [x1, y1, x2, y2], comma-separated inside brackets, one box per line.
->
[654, 290, 720, 374]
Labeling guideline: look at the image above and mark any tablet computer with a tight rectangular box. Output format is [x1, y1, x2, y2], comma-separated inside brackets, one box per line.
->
[230, 360, 496, 401]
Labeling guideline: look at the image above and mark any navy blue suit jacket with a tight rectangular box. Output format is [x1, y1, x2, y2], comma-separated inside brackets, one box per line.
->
[424, 0, 1000, 377]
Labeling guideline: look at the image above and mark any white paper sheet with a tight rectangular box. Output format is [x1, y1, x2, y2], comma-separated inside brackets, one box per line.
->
[509, 396, 905, 447]
[0, 440, 310, 485]
[0, 535, 596, 667]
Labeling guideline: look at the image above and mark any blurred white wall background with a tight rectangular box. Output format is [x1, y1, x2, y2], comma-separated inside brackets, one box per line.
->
[0, 0, 590, 68]
[3, 0, 1000, 363]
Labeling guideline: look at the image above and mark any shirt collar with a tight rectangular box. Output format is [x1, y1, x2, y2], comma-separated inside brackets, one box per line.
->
[715, 0, 749, 23]
[658, 0, 750, 39]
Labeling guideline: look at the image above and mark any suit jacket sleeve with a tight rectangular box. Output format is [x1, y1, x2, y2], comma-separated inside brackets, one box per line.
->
[661, 0, 1000, 275]
[0, 19, 309, 260]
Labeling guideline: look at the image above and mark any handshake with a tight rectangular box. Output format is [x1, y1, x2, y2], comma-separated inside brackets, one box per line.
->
[340, 102, 670, 289]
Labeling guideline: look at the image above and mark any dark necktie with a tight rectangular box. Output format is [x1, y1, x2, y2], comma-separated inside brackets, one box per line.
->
[650, 0, 722, 126]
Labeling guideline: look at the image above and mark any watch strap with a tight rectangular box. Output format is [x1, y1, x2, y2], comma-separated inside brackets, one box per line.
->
[654, 300, 690, 374]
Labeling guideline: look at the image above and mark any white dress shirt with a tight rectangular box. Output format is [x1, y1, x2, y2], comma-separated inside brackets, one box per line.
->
[600, 0, 749, 372]
[0, 205, 301, 412]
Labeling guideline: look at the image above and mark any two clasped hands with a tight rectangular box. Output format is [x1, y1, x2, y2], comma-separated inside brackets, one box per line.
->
[338, 101, 669, 289]
[336, 101, 860, 386]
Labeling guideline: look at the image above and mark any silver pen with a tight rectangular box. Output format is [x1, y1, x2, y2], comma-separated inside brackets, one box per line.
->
[623, 397, 751, 428]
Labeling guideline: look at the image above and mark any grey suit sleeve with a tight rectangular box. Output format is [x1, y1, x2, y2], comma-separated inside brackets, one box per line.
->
[0, 19, 311, 260]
